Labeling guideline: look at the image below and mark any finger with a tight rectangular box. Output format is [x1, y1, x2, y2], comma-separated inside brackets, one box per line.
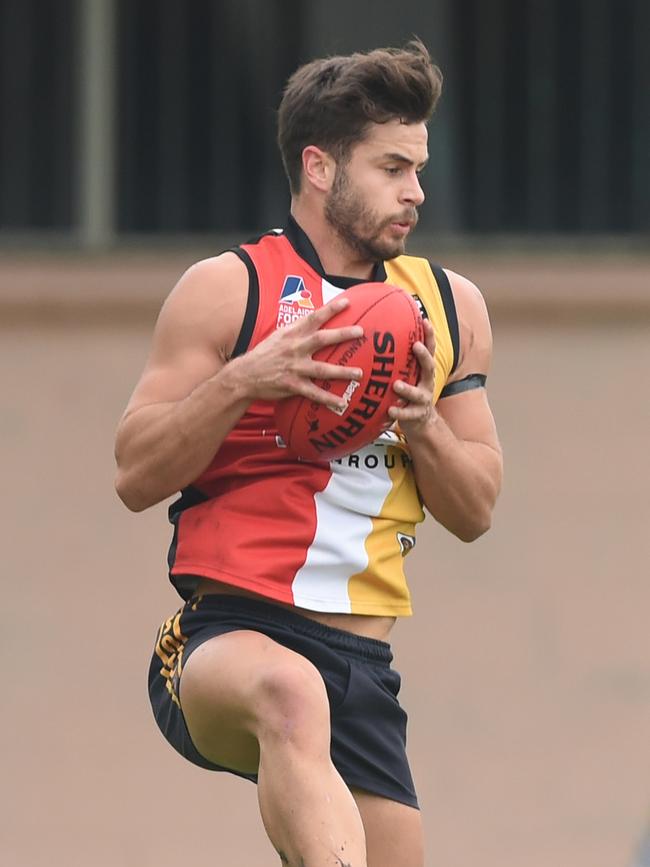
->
[308, 361, 363, 381]
[301, 295, 351, 330]
[387, 402, 430, 423]
[409, 341, 435, 388]
[393, 380, 430, 405]
[422, 318, 436, 353]
[308, 324, 364, 351]
[293, 381, 349, 413]
[412, 338, 434, 363]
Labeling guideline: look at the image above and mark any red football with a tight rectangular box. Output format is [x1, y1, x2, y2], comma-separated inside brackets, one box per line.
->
[274, 282, 425, 461]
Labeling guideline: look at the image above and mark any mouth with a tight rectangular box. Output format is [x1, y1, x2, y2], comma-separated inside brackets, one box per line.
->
[388, 221, 413, 236]
[386, 210, 418, 237]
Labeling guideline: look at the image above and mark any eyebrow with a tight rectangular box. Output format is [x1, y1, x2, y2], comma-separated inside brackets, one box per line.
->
[382, 152, 429, 170]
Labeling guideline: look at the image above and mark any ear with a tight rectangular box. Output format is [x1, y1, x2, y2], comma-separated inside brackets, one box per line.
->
[301, 146, 336, 193]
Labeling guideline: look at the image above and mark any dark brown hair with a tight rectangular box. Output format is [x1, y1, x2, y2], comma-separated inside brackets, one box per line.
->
[277, 38, 442, 193]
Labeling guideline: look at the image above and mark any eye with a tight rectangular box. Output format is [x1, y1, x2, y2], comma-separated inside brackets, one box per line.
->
[384, 166, 402, 176]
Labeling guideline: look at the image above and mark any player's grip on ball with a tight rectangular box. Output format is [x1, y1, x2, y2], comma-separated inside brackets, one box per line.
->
[294, 296, 364, 411]
[275, 281, 424, 462]
[388, 318, 436, 422]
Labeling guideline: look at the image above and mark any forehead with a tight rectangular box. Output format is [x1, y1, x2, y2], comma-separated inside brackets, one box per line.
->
[354, 119, 429, 162]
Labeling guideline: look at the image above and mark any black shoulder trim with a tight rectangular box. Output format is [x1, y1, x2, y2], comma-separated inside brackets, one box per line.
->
[242, 227, 284, 246]
[229, 247, 259, 358]
[429, 262, 460, 374]
[439, 373, 487, 399]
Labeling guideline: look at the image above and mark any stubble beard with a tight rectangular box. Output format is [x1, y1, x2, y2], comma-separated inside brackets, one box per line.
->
[324, 166, 415, 263]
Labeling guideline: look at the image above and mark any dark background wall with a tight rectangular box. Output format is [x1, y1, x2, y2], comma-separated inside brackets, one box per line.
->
[0, 0, 648, 238]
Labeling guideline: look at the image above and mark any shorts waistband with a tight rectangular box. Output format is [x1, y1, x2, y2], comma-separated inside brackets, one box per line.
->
[188, 594, 393, 665]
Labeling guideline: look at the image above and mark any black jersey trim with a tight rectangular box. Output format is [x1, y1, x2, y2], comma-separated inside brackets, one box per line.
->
[439, 373, 487, 399]
[242, 227, 284, 246]
[429, 263, 460, 374]
[167, 486, 210, 572]
[229, 247, 260, 358]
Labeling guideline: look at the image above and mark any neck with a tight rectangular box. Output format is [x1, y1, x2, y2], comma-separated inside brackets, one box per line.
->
[290, 201, 377, 280]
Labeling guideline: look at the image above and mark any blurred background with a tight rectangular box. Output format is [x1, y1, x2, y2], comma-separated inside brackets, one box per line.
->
[1, 1, 649, 865]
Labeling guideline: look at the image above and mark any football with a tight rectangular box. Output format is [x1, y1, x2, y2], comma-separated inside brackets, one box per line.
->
[274, 282, 424, 461]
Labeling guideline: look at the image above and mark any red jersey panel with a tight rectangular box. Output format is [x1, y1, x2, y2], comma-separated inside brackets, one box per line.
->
[168, 223, 457, 615]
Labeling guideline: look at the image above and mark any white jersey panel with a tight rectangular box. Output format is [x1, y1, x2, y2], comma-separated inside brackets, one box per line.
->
[321, 278, 345, 304]
[290, 443, 393, 611]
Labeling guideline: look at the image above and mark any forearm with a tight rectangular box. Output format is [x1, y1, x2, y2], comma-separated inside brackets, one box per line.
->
[407, 412, 502, 542]
[115, 363, 250, 511]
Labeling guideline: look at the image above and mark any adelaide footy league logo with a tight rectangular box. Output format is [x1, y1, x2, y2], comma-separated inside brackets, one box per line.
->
[277, 275, 315, 328]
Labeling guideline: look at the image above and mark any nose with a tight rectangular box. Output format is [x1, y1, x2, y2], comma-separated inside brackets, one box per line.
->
[401, 170, 425, 207]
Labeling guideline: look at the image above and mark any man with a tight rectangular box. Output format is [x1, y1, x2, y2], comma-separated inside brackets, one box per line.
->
[115, 39, 502, 867]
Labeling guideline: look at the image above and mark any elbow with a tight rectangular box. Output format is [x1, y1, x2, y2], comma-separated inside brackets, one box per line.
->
[455, 479, 501, 542]
[115, 470, 151, 513]
[456, 515, 491, 543]
[449, 505, 493, 543]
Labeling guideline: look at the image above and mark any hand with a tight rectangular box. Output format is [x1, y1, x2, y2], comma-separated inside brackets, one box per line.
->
[387, 318, 436, 434]
[228, 295, 364, 412]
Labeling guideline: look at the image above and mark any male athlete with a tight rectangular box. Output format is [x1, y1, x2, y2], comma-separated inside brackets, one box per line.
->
[115, 39, 502, 867]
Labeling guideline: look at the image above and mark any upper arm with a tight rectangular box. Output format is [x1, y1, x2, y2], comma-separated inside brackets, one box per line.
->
[120, 252, 249, 419]
[444, 268, 492, 381]
[436, 269, 501, 455]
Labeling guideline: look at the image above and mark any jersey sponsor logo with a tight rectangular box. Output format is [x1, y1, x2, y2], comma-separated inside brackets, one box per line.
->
[277, 275, 315, 328]
[333, 449, 412, 470]
[397, 532, 416, 555]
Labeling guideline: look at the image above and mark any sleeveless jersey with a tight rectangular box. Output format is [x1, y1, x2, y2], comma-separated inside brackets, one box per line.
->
[168, 218, 460, 616]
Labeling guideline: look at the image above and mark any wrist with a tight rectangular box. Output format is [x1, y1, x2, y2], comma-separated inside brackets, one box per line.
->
[216, 356, 254, 407]
[403, 404, 441, 438]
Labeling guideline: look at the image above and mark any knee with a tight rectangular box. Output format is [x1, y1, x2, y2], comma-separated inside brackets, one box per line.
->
[253, 656, 330, 749]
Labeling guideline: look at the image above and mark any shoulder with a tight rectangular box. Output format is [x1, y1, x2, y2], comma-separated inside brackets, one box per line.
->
[444, 268, 489, 318]
[166, 251, 248, 308]
[154, 251, 249, 353]
[443, 268, 493, 379]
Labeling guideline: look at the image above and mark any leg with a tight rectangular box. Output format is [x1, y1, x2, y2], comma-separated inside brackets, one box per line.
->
[179, 630, 367, 866]
[351, 788, 424, 867]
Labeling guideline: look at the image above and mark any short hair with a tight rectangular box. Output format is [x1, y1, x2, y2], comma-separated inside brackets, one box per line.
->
[277, 38, 442, 194]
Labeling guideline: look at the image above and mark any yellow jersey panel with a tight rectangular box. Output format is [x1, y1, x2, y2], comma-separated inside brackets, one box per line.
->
[384, 256, 458, 401]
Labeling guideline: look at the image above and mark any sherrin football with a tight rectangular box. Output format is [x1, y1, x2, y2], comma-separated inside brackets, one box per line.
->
[274, 282, 425, 461]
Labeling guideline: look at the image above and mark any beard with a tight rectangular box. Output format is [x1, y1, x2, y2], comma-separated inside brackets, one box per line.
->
[324, 165, 418, 262]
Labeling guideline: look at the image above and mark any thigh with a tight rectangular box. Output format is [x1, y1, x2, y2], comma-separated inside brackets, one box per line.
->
[330, 659, 418, 807]
[351, 788, 424, 867]
[179, 628, 331, 774]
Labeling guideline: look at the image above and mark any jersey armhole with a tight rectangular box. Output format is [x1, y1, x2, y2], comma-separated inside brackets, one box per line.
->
[229, 247, 259, 358]
[428, 262, 460, 374]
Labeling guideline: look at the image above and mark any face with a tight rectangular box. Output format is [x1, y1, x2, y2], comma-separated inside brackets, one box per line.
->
[324, 120, 428, 262]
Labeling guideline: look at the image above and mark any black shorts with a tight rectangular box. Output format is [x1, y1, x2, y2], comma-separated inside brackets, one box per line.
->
[148, 594, 418, 808]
